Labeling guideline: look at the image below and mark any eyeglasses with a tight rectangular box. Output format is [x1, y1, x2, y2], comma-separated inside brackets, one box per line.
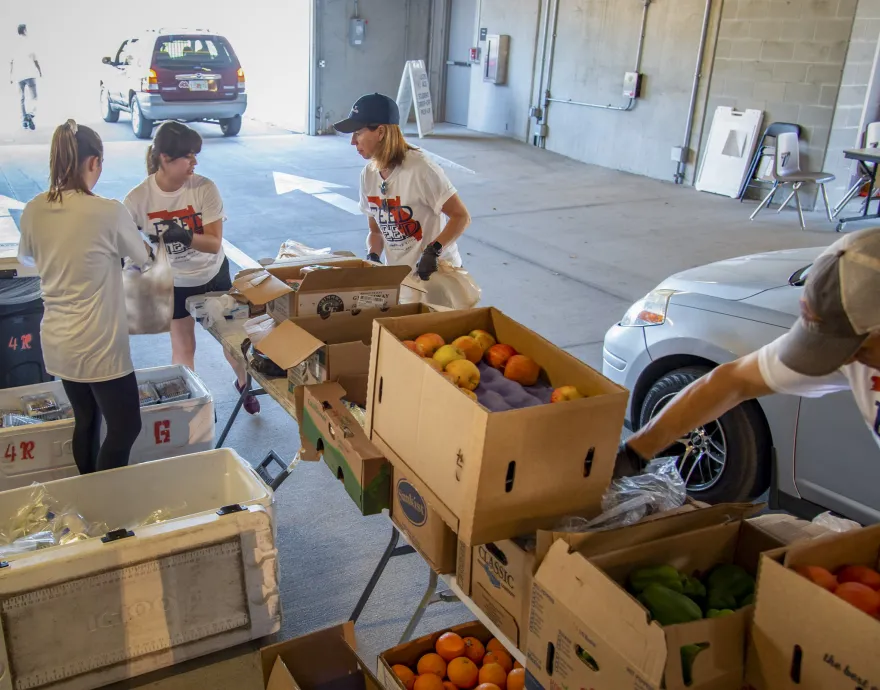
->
[380, 180, 389, 212]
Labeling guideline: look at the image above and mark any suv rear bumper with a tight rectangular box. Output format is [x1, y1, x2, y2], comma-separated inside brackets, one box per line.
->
[136, 93, 247, 121]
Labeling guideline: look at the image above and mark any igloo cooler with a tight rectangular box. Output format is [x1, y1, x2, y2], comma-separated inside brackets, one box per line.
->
[0, 365, 214, 491]
[0, 449, 279, 690]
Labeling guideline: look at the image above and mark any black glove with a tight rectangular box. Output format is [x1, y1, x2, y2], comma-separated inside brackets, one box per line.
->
[613, 442, 647, 479]
[366, 252, 382, 263]
[416, 242, 442, 280]
[156, 220, 193, 248]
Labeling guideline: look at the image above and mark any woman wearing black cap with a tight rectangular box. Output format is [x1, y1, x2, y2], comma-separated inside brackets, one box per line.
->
[334, 93, 471, 280]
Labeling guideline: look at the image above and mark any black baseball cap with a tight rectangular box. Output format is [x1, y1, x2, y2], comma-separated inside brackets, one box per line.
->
[333, 93, 400, 133]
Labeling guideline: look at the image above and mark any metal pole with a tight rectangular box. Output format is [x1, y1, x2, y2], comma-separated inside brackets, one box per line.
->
[675, 0, 712, 184]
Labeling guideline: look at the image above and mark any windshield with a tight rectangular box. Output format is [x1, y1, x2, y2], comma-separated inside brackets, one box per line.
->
[788, 264, 813, 286]
[153, 36, 234, 68]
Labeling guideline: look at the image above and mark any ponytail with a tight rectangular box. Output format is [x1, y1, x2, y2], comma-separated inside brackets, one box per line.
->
[47, 120, 103, 203]
[146, 144, 160, 175]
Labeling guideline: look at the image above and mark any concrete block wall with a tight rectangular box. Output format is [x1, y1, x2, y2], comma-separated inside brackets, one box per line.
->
[823, 0, 880, 206]
[703, 0, 857, 206]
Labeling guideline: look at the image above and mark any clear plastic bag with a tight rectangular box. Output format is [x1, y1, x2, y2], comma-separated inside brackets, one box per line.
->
[274, 240, 332, 263]
[556, 458, 687, 533]
[124, 237, 174, 335]
[21, 393, 60, 418]
[138, 382, 160, 407]
[130, 503, 189, 529]
[0, 531, 57, 557]
[812, 511, 862, 533]
[2, 413, 43, 427]
[154, 377, 191, 403]
[402, 261, 481, 310]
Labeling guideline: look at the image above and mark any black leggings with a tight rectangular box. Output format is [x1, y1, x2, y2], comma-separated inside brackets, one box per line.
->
[62, 373, 142, 474]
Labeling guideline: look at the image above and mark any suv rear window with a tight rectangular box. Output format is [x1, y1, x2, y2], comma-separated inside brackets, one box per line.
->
[153, 36, 234, 68]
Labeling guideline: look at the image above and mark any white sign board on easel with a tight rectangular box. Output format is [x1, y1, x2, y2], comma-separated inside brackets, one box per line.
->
[695, 107, 764, 198]
[396, 60, 434, 138]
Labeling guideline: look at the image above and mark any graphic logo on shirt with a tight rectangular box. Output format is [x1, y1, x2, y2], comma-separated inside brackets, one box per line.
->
[147, 206, 204, 255]
[367, 195, 423, 249]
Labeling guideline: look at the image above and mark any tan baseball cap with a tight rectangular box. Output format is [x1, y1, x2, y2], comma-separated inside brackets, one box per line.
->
[779, 227, 880, 376]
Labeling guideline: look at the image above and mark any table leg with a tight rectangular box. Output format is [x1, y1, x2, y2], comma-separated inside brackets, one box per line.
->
[215, 372, 252, 449]
[350, 527, 416, 624]
[862, 167, 877, 219]
[400, 570, 439, 643]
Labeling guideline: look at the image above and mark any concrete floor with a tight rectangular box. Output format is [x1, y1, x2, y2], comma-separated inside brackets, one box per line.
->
[0, 112, 856, 679]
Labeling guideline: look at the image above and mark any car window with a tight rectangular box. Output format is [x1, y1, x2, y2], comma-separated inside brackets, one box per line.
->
[114, 40, 129, 64]
[154, 36, 234, 68]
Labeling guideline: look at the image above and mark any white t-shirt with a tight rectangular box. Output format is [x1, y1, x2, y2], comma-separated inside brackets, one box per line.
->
[758, 336, 880, 449]
[18, 192, 148, 383]
[360, 150, 462, 269]
[124, 174, 226, 288]
[11, 39, 38, 82]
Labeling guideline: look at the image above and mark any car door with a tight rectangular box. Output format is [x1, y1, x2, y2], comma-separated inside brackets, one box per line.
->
[105, 40, 131, 106]
[794, 392, 880, 524]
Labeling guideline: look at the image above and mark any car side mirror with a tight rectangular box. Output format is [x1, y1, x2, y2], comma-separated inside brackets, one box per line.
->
[102, 56, 113, 65]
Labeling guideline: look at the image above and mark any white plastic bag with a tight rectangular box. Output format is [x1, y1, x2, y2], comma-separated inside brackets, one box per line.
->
[123, 238, 174, 335]
[403, 261, 481, 310]
[274, 240, 332, 263]
[812, 511, 862, 534]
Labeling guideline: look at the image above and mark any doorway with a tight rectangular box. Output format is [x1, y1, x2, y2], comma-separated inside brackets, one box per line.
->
[444, 0, 475, 126]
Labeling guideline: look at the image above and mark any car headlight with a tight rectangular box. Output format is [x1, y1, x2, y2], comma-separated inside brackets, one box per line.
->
[619, 289, 677, 327]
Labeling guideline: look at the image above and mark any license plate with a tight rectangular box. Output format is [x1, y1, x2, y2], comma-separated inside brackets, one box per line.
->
[184, 80, 209, 91]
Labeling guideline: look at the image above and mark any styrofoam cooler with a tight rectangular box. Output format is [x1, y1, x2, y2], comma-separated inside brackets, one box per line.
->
[0, 365, 214, 491]
[0, 449, 280, 690]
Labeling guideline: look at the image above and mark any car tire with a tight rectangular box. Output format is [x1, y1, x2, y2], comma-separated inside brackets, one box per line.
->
[100, 87, 119, 123]
[130, 96, 153, 139]
[220, 115, 242, 137]
[638, 366, 769, 504]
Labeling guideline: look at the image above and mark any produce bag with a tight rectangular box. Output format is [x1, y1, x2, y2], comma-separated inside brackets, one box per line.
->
[123, 237, 174, 335]
[555, 458, 686, 532]
[403, 261, 481, 310]
[274, 240, 332, 263]
[812, 511, 862, 533]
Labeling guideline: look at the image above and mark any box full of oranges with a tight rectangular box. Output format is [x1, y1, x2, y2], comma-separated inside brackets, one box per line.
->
[365, 307, 628, 545]
[378, 622, 523, 690]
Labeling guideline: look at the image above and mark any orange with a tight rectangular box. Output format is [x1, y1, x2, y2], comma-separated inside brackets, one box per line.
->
[794, 565, 838, 592]
[415, 675, 446, 690]
[483, 651, 513, 674]
[507, 668, 525, 690]
[835, 582, 880, 615]
[463, 637, 486, 664]
[444, 683, 459, 690]
[479, 663, 507, 690]
[436, 632, 466, 662]
[486, 639, 505, 654]
[513, 662, 523, 670]
[447, 657, 479, 689]
[417, 653, 448, 679]
[393, 665, 416, 690]
[476, 685, 501, 690]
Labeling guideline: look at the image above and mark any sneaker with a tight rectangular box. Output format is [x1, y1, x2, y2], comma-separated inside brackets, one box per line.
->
[234, 381, 260, 415]
[27, 116, 35, 131]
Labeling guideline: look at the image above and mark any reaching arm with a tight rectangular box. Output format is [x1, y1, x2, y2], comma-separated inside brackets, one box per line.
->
[367, 217, 384, 257]
[627, 353, 773, 460]
[435, 193, 471, 248]
[191, 218, 222, 254]
[33, 58, 41, 78]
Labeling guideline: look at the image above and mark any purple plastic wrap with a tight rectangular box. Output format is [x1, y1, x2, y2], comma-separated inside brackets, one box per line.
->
[474, 361, 552, 411]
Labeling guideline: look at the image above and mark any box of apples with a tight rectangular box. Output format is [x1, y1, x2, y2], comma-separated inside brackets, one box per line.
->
[364, 307, 628, 546]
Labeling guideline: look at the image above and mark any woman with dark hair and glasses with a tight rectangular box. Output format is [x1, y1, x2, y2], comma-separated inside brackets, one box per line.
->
[124, 121, 258, 414]
[334, 93, 471, 280]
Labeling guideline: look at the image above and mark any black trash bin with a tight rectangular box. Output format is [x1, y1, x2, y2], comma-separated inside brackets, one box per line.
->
[0, 278, 51, 389]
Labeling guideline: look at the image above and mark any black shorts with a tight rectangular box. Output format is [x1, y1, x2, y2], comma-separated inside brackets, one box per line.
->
[173, 257, 232, 320]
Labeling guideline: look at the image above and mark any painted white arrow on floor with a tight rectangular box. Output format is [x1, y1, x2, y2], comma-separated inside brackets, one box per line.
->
[273, 172, 362, 216]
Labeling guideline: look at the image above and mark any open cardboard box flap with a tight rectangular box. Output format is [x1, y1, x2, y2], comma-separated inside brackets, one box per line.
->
[296, 264, 411, 293]
[234, 270, 292, 307]
[257, 320, 325, 371]
[300, 382, 382, 465]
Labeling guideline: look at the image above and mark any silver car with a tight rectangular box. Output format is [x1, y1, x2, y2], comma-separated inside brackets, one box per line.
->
[603, 247, 880, 525]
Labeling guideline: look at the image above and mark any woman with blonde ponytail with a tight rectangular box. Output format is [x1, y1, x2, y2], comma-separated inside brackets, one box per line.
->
[17, 120, 148, 474]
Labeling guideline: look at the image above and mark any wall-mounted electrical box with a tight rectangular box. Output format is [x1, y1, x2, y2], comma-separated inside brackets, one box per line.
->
[469, 47, 480, 63]
[484, 34, 510, 85]
[350, 18, 366, 46]
[623, 71, 642, 98]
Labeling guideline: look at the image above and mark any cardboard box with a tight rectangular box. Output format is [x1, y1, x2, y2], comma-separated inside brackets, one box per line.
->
[745, 512, 840, 545]
[256, 304, 428, 407]
[379, 621, 494, 690]
[456, 502, 754, 656]
[232, 259, 410, 321]
[365, 307, 628, 545]
[746, 524, 879, 690]
[526, 516, 786, 690]
[388, 452, 457, 574]
[300, 382, 391, 516]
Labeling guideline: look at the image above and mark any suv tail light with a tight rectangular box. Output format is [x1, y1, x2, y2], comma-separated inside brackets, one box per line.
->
[141, 69, 159, 92]
[237, 67, 246, 92]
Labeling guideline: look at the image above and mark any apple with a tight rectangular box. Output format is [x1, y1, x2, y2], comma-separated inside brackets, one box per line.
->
[434, 344, 466, 369]
[415, 333, 445, 357]
[485, 343, 517, 370]
[423, 357, 444, 373]
[551, 385, 583, 403]
[460, 388, 478, 401]
[452, 336, 483, 364]
[504, 355, 541, 386]
[403, 340, 419, 354]
[469, 329, 497, 354]
[446, 359, 481, 391]
[441, 372, 457, 385]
